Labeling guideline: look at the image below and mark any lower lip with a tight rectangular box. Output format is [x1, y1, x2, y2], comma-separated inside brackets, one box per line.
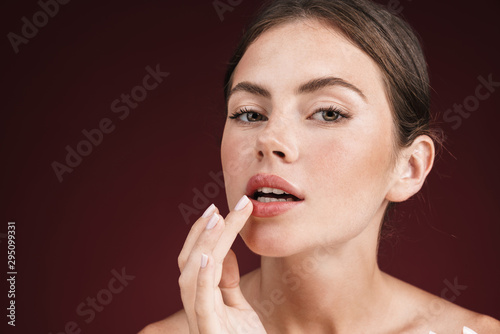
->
[249, 198, 303, 217]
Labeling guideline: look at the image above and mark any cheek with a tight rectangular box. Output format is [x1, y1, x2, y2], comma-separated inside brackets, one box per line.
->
[221, 128, 254, 206]
[305, 119, 394, 229]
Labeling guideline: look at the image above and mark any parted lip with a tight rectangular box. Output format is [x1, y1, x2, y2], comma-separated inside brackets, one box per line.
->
[246, 173, 305, 200]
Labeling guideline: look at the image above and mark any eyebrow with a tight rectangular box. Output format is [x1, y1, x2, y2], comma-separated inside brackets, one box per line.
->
[296, 76, 367, 101]
[227, 81, 271, 101]
[228, 76, 366, 102]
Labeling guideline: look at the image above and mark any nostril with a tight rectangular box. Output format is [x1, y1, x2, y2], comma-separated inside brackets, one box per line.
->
[273, 151, 285, 158]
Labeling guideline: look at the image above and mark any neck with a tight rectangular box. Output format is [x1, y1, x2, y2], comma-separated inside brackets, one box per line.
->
[252, 210, 394, 333]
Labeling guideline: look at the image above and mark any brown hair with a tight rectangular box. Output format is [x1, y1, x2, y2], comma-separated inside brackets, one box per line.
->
[223, 0, 441, 150]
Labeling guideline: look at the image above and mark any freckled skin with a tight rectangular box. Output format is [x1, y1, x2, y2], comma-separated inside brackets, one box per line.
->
[140, 18, 500, 334]
[221, 19, 396, 256]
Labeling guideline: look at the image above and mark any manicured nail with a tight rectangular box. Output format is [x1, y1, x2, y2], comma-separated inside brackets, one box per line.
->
[206, 213, 219, 230]
[201, 253, 208, 268]
[201, 203, 216, 218]
[463, 327, 477, 334]
[234, 195, 250, 211]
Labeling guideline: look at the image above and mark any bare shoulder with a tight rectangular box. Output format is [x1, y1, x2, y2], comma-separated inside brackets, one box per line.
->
[438, 304, 500, 333]
[460, 312, 500, 333]
[138, 309, 189, 334]
[383, 273, 500, 333]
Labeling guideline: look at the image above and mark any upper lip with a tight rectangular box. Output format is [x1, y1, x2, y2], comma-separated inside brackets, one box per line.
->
[246, 173, 305, 200]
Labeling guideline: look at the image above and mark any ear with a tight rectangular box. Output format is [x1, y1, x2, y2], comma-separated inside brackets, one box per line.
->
[386, 135, 435, 203]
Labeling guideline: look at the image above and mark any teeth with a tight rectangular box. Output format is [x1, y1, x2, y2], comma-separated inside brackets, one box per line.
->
[257, 197, 290, 203]
[257, 187, 288, 195]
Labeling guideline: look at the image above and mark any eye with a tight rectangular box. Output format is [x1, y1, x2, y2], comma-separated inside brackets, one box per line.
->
[309, 106, 347, 122]
[229, 108, 268, 122]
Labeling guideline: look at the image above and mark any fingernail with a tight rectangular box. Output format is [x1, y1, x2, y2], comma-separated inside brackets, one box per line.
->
[206, 213, 219, 230]
[234, 195, 250, 211]
[201, 203, 216, 218]
[463, 327, 477, 334]
[429, 331, 437, 334]
[201, 253, 208, 268]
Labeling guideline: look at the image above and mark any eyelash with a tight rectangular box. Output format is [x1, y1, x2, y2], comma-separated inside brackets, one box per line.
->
[229, 107, 257, 119]
[311, 106, 349, 122]
[228, 106, 349, 123]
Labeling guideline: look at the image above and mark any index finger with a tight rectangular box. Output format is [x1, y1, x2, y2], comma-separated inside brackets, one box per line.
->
[212, 195, 253, 263]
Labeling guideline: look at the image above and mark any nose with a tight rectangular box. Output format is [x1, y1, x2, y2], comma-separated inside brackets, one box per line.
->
[255, 117, 299, 163]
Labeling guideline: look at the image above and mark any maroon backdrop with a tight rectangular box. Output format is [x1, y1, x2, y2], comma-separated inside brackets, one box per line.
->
[1, 0, 499, 333]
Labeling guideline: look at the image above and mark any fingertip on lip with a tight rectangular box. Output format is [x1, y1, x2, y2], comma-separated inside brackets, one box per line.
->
[234, 194, 251, 211]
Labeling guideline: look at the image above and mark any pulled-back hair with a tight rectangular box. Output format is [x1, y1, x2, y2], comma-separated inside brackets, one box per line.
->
[224, 0, 441, 150]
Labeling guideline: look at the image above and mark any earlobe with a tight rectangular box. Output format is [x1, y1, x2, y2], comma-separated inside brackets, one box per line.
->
[386, 136, 435, 202]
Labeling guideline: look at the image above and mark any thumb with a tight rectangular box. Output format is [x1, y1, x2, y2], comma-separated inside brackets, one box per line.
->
[219, 249, 250, 308]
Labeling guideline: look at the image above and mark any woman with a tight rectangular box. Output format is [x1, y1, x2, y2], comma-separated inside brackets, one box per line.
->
[142, 0, 500, 333]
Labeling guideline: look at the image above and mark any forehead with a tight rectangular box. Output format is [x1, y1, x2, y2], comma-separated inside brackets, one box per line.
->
[231, 19, 386, 103]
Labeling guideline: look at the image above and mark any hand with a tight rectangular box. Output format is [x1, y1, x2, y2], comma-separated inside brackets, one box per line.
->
[177, 196, 267, 334]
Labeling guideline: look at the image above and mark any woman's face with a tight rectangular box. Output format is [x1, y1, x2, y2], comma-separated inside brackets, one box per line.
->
[221, 19, 398, 257]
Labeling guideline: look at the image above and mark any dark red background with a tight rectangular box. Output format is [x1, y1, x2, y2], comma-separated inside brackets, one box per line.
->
[1, 0, 499, 333]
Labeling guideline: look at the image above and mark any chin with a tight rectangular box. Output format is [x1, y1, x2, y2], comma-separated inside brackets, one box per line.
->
[239, 217, 306, 257]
